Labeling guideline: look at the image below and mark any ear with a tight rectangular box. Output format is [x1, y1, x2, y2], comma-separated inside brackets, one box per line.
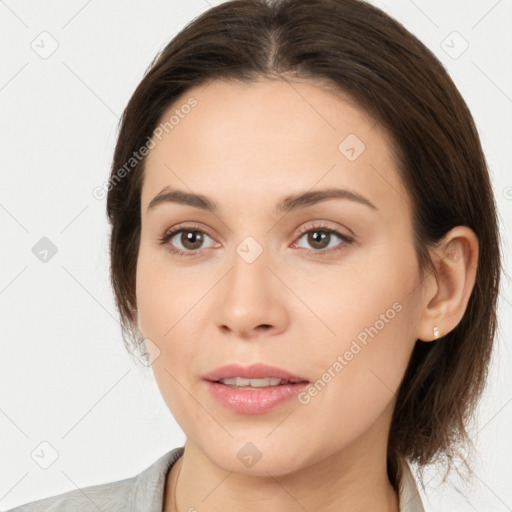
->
[416, 226, 479, 342]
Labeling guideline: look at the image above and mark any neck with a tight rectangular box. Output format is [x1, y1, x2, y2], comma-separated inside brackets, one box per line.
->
[164, 417, 400, 512]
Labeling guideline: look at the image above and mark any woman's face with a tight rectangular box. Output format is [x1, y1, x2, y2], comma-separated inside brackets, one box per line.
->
[135, 78, 424, 475]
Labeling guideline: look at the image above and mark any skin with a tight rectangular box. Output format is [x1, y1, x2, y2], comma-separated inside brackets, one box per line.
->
[133, 78, 479, 512]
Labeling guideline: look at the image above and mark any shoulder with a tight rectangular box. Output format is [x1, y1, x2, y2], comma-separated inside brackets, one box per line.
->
[5, 476, 134, 512]
[398, 458, 426, 512]
[4, 446, 185, 512]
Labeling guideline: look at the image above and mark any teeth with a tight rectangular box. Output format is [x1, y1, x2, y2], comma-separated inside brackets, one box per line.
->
[218, 377, 287, 387]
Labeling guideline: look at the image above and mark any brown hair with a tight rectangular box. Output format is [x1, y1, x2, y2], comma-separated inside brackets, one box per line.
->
[106, 0, 501, 493]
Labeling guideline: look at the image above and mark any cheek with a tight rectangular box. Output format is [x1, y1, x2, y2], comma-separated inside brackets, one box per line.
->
[322, 305, 414, 409]
[135, 257, 203, 427]
[308, 238, 420, 351]
[292, 296, 418, 463]
[302, 244, 421, 411]
[135, 247, 199, 338]
[135, 251, 206, 382]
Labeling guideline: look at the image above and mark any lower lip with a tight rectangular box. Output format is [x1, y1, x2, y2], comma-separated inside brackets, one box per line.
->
[205, 380, 309, 414]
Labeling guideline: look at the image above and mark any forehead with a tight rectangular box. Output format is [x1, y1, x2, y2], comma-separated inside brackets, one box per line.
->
[141, 78, 409, 218]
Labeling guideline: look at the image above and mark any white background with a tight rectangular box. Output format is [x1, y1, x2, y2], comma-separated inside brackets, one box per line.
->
[0, 0, 511, 510]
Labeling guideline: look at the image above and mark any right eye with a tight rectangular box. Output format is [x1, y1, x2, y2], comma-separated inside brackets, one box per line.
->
[158, 224, 217, 257]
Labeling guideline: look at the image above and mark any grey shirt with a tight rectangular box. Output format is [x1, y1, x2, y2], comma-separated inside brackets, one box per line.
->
[5, 446, 425, 512]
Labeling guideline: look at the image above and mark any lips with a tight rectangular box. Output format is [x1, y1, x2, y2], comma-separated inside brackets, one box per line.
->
[203, 362, 310, 384]
[204, 364, 310, 414]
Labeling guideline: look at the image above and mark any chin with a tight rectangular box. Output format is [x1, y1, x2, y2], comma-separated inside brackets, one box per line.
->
[199, 437, 314, 477]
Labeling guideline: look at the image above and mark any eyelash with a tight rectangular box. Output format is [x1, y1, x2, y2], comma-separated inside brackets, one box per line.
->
[157, 222, 355, 259]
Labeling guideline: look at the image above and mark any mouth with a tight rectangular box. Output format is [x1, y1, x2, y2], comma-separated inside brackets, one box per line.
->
[214, 377, 308, 388]
[203, 363, 310, 414]
[203, 362, 310, 386]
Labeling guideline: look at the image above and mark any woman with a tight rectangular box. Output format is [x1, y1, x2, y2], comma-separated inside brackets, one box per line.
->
[7, 0, 501, 511]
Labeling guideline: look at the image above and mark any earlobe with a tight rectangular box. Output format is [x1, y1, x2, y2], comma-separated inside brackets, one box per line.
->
[416, 226, 479, 342]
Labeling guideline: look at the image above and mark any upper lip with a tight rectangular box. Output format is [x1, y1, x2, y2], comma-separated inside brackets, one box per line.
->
[203, 363, 309, 382]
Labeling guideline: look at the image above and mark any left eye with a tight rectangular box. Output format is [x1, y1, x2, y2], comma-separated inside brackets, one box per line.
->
[293, 227, 354, 254]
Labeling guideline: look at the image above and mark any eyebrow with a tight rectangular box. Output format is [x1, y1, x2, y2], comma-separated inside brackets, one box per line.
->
[147, 186, 378, 214]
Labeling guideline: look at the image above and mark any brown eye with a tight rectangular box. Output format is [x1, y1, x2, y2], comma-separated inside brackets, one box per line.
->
[305, 230, 331, 250]
[158, 226, 215, 257]
[178, 230, 205, 250]
[294, 226, 354, 255]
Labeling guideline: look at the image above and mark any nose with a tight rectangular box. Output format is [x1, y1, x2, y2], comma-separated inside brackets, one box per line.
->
[213, 248, 290, 340]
